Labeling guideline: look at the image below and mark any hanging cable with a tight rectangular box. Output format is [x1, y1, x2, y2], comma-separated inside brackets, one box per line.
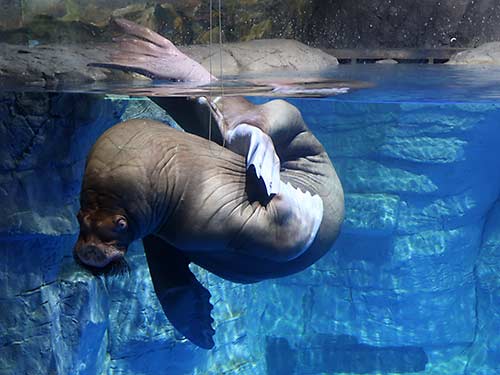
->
[218, 0, 225, 148]
[207, 0, 225, 148]
[218, 0, 224, 98]
[208, 0, 213, 144]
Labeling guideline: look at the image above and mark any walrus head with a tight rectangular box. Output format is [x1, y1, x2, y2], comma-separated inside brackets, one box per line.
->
[74, 206, 134, 273]
[73, 126, 159, 274]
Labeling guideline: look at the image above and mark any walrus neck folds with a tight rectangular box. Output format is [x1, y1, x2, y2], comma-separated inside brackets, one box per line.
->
[116, 166, 173, 241]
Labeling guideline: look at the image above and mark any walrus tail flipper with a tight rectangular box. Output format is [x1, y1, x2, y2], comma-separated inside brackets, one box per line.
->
[143, 235, 215, 349]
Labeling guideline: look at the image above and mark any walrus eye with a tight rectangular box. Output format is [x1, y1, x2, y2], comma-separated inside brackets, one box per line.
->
[115, 217, 128, 232]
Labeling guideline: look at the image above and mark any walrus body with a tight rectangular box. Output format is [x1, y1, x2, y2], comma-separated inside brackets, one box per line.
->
[78, 107, 343, 282]
[75, 18, 344, 349]
[75, 98, 344, 348]
[150, 96, 344, 282]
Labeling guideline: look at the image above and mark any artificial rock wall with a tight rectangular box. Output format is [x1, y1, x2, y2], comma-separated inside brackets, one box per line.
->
[0, 92, 499, 375]
[1, 0, 500, 48]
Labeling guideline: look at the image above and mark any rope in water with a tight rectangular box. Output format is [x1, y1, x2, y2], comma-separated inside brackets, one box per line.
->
[218, 0, 224, 98]
[209, 0, 213, 143]
[207, 0, 225, 147]
[203, 0, 225, 288]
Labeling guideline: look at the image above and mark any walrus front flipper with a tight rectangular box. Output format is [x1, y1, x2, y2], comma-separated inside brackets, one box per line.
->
[226, 124, 281, 197]
[142, 235, 215, 349]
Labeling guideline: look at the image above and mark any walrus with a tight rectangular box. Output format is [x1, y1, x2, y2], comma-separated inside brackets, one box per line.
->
[74, 19, 344, 349]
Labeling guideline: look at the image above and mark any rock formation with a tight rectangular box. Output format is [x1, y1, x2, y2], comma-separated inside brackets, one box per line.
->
[448, 42, 500, 64]
[0, 39, 337, 87]
[1, 0, 499, 49]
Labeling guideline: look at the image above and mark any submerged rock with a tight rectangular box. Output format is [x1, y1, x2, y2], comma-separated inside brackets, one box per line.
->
[465, 201, 500, 374]
[0, 93, 168, 375]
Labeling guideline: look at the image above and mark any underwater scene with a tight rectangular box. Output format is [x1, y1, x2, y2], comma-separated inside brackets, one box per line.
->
[1, 1, 500, 374]
[1, 63, 500, 375]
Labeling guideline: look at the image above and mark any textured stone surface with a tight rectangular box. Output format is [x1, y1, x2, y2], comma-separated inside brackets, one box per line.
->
[183, 39, 338, 75]
[0, 39, 337, 87]
[0, 93, 175, 375]
[0, 92, 126, 235]
[0, 92, 499, 375]
[448, 42, 500, 64]
[1, 0, 499, 49]
[464, 200, 500, 375]
[305, 0, 500, 49]
[0, 235, 110, 375]
[0, 43, 134, 86]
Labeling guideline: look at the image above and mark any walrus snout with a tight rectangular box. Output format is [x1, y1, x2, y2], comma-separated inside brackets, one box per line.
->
[74, 240, 126, 268]
[74, 208, 133, 270]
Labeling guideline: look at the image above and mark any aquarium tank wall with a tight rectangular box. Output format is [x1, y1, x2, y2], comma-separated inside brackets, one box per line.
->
[1, 1, 500, 375]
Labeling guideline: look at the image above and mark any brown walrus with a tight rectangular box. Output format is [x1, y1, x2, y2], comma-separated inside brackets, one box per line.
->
[74, 19, 344, 349]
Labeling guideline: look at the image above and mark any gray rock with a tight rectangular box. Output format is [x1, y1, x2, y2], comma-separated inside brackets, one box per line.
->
[0, 1, 22, 30]
[380, 136, 467, 163]
[343, 193, 400, 234]
[0, 39, 337, 86]
[309, 98, 500, 364]
[376, 59, 399, 64]
[0, 43, 140, 87]
[182, 39, 338, 76]
[0, 235, 110, 375]
[448, 42, 500, 64]
[334, 159, 438, 194]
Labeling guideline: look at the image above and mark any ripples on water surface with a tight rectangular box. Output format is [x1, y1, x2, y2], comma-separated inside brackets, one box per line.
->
[3, 64, 500, 104]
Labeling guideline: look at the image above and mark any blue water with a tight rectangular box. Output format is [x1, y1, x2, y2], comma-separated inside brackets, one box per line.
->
[322, 64, 500, 104]
[0, 64, 499, 374]
[249, 71, 500, 374]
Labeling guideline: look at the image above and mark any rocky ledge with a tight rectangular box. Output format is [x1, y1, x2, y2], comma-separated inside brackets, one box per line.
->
[448, 42, 500, 64]
[0, 39, 337, 87]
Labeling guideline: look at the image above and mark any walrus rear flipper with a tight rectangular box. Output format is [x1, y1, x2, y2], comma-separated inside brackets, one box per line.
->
[89, 18, 213, 84]
[143, 235, 215, 349]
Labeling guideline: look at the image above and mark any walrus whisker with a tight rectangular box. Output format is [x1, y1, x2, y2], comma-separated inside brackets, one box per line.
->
[110, 258, 131, 278]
